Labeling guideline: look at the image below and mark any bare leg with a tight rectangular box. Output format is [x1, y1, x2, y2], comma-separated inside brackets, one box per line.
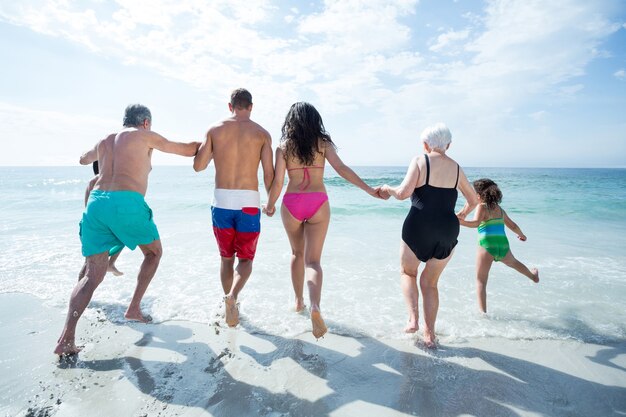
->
[400, 241, 420, 333]
[124, 240, 162, 323]
[476, 247, 494, 314]
[78, 260, 87, 281]
[281, 204, 306, 312]
[55, 252, 108, 355]
[303, 203, 330, 338]
[107, 250, 124, 276]
[220, 256, 235, 294]
[224, 293, 239, 328]
[501, 250, 539, 283]
[283, 202, 330, 338]
[420, 253, 453, 348]
[228, 259, 253, 300]
[224, 258, 253, 327]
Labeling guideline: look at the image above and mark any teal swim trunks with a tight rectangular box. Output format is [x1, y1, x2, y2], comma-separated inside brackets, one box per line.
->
[79, 190, 160, 257]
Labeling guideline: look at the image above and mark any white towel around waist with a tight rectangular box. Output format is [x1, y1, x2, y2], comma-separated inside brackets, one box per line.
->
[212, 188, 260, 210]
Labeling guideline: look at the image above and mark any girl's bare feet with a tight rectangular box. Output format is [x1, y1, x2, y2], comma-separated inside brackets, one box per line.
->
[311, 310, 327, 339]
[530, 268, 539, 283]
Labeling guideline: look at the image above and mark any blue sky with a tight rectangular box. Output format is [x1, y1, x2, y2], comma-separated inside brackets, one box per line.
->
[0, 0, 624, 167]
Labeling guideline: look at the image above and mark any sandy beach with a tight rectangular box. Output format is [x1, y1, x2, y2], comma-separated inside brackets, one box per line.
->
[2, 292, 625, 417]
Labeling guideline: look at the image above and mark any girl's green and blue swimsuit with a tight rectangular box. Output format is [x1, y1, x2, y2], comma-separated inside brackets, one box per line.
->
[478, 206, 510, 261]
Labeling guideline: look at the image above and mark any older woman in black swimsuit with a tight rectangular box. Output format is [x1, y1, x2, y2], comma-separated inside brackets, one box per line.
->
[381, 123, 477, 348]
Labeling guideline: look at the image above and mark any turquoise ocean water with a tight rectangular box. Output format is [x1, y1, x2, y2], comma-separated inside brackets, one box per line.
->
[1, 166, 625, 344]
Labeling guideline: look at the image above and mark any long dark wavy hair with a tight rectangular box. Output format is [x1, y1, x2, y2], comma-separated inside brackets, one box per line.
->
[280, 102, 336, 165]
[473, 178, 503, 210]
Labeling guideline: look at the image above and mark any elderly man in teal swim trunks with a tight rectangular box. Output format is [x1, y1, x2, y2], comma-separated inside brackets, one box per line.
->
[54, 104, 201, 357]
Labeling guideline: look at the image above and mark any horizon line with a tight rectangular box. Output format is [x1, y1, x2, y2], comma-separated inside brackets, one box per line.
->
[1, 164, 625, 170]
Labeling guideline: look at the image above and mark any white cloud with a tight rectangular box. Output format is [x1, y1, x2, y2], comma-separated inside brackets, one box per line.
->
[298, 0, 416, 53]
[614, 69, 626, 79]
[530, 110, 547, 121]
[559, 84, 584, 96]
[465, 0, 619, 86]
[429, 29, 470, 53]
[0, 0, 423, 122]
[0, 0, 623, 166]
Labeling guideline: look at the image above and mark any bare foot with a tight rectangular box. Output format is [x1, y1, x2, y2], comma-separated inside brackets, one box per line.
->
[404, 319, 419, 334]
[423, 340, 437, 350]
[294, 298, 306, 313]
[311, 310, 327, 339]
[423, 329, 437, 349]
[53, 340, 82, 356]
[125, 310, 153, 323]
[224, 296, 239, 327]
[107, 264, 124, 277]
[530, 268, 539, 283]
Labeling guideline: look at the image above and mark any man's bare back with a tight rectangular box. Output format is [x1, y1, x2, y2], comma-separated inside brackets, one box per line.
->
[82, 127, 200, 195]
[194, 115, 273, 193]
[212, 117, 272, 190]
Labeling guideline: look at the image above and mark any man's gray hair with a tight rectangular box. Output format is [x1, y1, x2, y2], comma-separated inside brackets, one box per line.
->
[420, 122, 452, 151]
[123, 104, 152, 127]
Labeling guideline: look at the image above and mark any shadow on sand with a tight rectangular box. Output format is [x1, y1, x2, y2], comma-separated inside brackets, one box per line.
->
[58, 302, 626, 417]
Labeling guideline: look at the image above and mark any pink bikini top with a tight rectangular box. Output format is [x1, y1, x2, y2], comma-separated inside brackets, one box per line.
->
[287, 165, 324, 191]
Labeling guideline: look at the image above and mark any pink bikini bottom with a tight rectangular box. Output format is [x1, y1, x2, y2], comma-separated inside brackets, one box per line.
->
[282, 192, 329, 222]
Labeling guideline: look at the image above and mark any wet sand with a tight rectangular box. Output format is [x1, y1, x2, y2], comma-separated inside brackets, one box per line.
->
[1, 293, 625, 417]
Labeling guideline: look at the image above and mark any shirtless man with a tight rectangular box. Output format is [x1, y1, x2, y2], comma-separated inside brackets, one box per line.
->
[194, 88, 273, 327]
[54, 104, 200, 356]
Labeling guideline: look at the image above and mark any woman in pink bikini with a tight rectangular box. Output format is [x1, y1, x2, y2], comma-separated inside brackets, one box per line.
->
[264, 102, 381, 339]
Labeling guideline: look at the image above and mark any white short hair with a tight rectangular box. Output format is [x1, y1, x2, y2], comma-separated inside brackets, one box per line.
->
[420, 123, 451, 151]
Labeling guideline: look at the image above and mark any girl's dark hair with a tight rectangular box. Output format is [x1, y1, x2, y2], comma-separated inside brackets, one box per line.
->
[473, 178, 502, 209]
[280, 102, 336, 165]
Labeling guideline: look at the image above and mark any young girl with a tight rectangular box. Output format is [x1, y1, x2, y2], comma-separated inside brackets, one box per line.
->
[459, 178, 539, 313]
[263, 102, 381, 339]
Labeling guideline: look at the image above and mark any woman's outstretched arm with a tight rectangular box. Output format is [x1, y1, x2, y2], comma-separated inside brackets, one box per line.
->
[456, 167, 478, 219]
[325, 145, 379, 197]
[381, 156, 420, 200]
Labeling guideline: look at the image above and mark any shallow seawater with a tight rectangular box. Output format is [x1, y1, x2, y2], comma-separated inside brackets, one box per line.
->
[1, 166, 625, 344]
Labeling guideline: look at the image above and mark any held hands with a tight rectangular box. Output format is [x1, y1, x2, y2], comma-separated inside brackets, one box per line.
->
[374, 185, 391, 200]
[262, 204, 276, 217]
[369, 186, 390, 200]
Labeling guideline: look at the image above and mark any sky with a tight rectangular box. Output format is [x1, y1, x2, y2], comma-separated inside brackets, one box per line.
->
[0, 0, 625, 167]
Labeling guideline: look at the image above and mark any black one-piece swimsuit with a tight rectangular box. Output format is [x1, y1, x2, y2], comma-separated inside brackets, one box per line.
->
[402, 154, 460, 262]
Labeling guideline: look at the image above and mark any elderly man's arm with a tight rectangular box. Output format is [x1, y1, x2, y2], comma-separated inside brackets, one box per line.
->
[148, 132, 201, 157]
[79, 143, 98, 165]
